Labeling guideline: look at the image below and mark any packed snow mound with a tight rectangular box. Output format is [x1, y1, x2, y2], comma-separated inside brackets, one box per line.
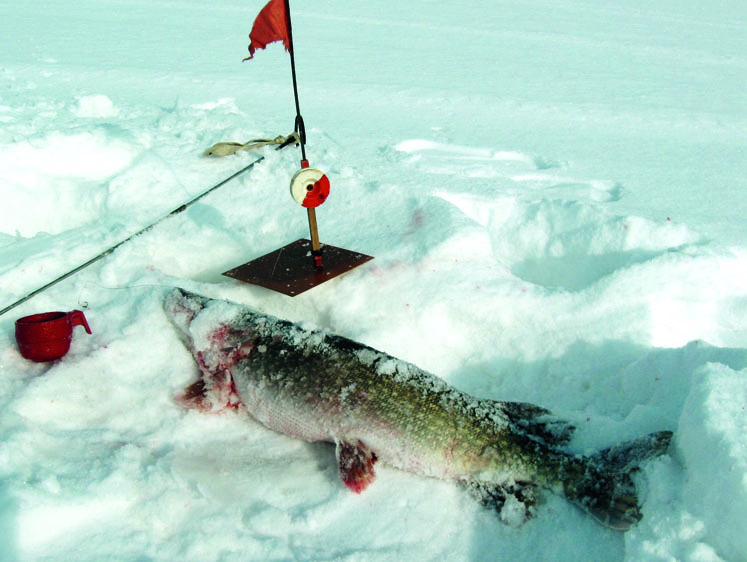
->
[0, 129, 137, 236]
[439, 193, 701, 290]
[678, 363, 747, 561]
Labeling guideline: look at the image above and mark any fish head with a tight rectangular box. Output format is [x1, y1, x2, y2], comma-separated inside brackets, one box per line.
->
[163, 287, 210, 341]
[164, 287, 260, 371]
[164, 288, 258, 412]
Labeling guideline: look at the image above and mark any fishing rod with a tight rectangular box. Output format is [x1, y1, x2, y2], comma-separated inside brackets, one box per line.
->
[0, 155, 268, 317]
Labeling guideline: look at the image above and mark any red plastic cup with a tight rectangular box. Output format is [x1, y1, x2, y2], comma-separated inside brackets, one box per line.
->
[15, 310, 92, 362]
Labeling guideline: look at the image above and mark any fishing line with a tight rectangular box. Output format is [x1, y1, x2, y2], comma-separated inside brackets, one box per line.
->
[75, 280, 191, 310]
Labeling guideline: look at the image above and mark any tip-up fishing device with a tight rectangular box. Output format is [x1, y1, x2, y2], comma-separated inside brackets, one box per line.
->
[222, 0, 372, 296]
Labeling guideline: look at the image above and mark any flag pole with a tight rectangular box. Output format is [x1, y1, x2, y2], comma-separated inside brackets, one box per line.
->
[284, 0, 306, 162]
[283, 0, 324, 266]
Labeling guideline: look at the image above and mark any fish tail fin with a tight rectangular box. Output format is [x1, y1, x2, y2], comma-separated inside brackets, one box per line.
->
[564, 430, 672, 531]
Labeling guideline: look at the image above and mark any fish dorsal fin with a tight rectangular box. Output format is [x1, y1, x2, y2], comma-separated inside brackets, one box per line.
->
[496, 400, 576, 448]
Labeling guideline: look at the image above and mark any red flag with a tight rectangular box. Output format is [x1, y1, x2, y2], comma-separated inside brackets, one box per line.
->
[244, 0, 290, 61]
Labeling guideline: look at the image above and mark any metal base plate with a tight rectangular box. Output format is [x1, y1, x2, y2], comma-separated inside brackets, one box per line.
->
[223, 239, 373, 296]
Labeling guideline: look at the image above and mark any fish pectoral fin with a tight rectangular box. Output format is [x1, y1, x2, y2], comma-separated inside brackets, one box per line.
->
[175, 370, 241, 413]
[464, 480, 538, 527]
[335, 439, 378, 494]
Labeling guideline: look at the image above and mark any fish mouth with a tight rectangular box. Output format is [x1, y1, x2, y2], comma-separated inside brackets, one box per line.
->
[163, 287, 210, 340]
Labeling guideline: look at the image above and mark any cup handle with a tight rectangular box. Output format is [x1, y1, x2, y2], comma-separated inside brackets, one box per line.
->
[69, 310, 92, 334]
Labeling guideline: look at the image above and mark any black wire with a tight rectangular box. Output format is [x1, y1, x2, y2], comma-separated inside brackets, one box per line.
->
[284, 0, 307, 162]
[0, 156, 265, 317]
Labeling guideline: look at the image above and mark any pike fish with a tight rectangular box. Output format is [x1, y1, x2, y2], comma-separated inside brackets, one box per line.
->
[165, 288, 671, 530]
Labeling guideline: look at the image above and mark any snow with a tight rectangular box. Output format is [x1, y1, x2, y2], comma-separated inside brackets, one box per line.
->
[0, 0, 745, 560]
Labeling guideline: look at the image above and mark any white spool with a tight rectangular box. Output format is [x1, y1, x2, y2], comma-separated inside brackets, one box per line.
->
[289, 167, 329, 208]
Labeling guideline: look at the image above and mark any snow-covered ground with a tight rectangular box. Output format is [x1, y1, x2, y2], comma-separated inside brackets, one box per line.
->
[1, 1, 745, 560]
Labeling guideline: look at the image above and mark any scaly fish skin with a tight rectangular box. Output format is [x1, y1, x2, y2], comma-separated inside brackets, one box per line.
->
[165, 288, 671, 530]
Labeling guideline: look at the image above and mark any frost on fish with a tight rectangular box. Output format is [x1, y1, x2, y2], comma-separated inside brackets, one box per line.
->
[164, 288, 672, 531]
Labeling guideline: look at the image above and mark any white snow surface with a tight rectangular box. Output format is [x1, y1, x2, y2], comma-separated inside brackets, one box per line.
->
[1, 1, 746, 560]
